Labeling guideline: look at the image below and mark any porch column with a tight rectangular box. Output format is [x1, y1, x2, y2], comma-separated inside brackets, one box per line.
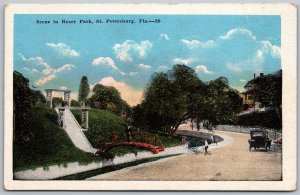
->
[46, 90, 53, 108]
[64, 91, 71, 107]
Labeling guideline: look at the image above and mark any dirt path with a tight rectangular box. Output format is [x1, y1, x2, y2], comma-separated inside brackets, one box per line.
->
[88, 131, 282, 181]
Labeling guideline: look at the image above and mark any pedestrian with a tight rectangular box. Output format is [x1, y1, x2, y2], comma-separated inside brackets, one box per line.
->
[181, 136, 187, 145]
[190, 118, 194, 130]
[204, 139, 209, 155]
[124, 124, 133, 142]
[211, 134, 218, 146]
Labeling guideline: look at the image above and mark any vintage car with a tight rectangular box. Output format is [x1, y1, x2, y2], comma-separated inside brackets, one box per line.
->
[248, 129, 272, 151]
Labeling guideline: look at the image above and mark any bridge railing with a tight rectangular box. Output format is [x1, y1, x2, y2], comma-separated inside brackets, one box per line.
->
[97, 132, 164, 149]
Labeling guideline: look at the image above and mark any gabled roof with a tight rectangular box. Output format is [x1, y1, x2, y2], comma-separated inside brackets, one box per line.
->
[243, 69, 282, 89]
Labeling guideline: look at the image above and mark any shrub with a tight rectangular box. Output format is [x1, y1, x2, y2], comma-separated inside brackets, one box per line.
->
[237, 110, 282, 131]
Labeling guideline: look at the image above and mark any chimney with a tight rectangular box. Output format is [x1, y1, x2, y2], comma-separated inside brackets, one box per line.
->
[260, 73, 264, 77]
[254, 73, 256, 79]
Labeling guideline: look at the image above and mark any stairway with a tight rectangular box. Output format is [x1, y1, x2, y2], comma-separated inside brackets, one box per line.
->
[56, 107, 97, 154]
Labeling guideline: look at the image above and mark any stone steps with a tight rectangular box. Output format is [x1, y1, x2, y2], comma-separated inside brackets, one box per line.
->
[55, 107, 97, 154]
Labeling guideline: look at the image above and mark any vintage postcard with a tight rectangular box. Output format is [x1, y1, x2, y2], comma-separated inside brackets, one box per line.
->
[4, 3, 297, 191]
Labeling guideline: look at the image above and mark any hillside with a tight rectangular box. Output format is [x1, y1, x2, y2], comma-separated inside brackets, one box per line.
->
[13, 103, 100, 172]
[14, 105, 181, 171]
[71, 109, 181, 156]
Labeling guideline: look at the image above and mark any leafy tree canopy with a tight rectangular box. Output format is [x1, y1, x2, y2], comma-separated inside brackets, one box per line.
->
[89, 84, 130, 115]
[13, 71, 34, 146]
[253, 71, 282, 110]
[71, 99, 81, 107]
[52, 97, 63, 108]
[252, 70, 282, 122]
[32, 90, 46, 104]
[134, 65, 243, 134]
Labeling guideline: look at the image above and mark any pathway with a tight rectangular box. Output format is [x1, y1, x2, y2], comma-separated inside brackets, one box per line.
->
[56, 107, 97, 154]
[88, 127, 281, 180]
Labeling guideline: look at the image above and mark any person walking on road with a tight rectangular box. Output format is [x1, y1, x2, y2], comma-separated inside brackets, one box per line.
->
[211, 134, 218, 146]
[195, 117, 200, 131]
[190, 118, 194, 130]
[204, 139, 209, 155]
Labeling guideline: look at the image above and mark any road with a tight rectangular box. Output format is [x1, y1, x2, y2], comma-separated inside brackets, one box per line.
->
[87, 130, 282, 181]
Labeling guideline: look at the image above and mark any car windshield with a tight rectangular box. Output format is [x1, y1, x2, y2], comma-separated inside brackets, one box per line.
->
[252, 132, 264, 137]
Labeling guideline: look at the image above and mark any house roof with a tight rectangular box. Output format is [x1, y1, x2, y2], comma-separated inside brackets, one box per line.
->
[243, 69, 282, 89]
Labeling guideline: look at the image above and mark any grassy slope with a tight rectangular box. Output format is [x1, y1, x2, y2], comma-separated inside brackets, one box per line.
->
[72, 109, 127, 147]
[72, 109, 181, 156]
[14, 104, 100, 172]
[14, 106, 181, 171]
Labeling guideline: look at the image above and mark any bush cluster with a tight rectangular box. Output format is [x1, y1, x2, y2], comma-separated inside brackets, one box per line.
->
[237, 110, 282, 131]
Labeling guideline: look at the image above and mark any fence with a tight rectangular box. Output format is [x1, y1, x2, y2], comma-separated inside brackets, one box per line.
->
[215, 125, 282, 141]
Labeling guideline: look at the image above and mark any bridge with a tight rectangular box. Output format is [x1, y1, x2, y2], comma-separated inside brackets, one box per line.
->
[96, 132, 165, 156]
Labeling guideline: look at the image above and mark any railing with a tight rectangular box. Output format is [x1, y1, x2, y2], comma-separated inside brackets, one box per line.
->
[97, 132, 163, 148]
[215, 125, 282, 141]
[95, 132, 165, 156]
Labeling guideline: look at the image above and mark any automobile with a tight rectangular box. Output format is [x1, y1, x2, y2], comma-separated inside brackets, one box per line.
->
[248, 129, 272, 151]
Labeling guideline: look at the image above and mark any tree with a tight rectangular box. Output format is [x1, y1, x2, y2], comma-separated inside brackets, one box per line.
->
[188, 77, 242, 129]
[187, 80, 211, 124]
[78, 76, 90, 106]
[132, 104, 146, 128]
[140, 65, 199, 134]
[13, 71, 34, 146]
[89, 84, 123, 113]
[136, 65, 243, 135]
[253, 70, 282, 121]
[52, 97, 63, 108]
[117, 99, 132, 117]
[71, 99, 80, 107]
[223, 88, 244, 124]
[206, 77, 242, 125]
[32, 90, 46, 104]
[142, 72, 180, 133]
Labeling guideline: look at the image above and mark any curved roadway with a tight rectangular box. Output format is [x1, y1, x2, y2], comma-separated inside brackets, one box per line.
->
[88, 128, 281, 181]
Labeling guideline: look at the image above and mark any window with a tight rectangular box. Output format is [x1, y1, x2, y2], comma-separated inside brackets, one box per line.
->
[252, 132, 264, 137]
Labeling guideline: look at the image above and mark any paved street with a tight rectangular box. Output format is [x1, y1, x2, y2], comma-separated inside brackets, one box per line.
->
[88, 130, 282, 181]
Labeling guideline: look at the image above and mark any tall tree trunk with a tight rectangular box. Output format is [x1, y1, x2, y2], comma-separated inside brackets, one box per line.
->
[170, 115, 190, 135]
[170, 122, 181, 135]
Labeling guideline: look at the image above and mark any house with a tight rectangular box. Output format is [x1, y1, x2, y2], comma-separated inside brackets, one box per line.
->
[240, 70, 282, 112]
[241, 73, 262, 111]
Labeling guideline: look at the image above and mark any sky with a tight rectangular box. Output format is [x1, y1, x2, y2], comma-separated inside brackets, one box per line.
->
[14, 14, 281, 106]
